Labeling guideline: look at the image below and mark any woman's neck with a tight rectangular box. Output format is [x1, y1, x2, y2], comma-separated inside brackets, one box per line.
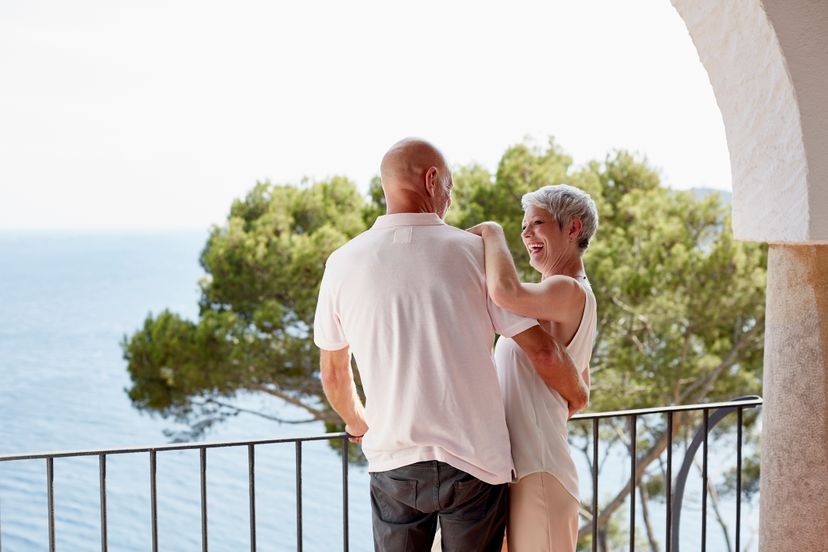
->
[541, 254, 586, 282]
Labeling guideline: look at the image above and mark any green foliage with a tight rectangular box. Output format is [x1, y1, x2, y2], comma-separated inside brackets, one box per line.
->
[123, 140, 766, 454]
[450, 141, 766, 411]
[124, 309, 238, 414]
[362, 176, 386, 224]
[123, 177, 373, 437]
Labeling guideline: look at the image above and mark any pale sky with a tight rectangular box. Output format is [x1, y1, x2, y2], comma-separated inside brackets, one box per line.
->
[0, 0, 731, 230]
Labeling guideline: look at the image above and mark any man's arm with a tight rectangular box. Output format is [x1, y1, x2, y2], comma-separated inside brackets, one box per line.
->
[511, 325, 589, 415]
[319, 346, 369, 441]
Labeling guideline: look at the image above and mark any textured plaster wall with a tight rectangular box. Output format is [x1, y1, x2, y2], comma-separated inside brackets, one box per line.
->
[763, 0, 828, 241]
[671, 0, 828, 243]
[760, 245, 828, 550]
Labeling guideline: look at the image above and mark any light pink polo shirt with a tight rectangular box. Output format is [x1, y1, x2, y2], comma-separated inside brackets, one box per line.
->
[314, 213, 538, 484]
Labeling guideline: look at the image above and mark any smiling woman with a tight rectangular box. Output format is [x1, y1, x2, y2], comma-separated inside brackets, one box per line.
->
[447, 140, 766, 549]
[467, 184, 599, 551]
[0, 0, 730, 230]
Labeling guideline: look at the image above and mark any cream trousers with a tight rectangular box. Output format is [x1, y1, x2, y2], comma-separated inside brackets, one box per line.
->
[505, 472, 579, 552]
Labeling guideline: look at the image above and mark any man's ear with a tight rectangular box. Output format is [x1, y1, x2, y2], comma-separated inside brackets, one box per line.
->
[424, 166, 438, 197]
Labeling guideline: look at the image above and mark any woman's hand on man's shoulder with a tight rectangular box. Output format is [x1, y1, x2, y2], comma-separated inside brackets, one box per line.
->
[465, 221, 503, 237]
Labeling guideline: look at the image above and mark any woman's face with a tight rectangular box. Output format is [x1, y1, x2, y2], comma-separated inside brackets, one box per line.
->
[521, 204, 569, 274]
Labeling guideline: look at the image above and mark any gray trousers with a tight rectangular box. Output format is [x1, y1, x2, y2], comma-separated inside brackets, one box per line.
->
[370, 461, 508, 552]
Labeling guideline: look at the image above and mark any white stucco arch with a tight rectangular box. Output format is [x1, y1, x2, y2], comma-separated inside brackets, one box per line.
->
[669, 3, 828, 550]
[672, 0, 828, 244]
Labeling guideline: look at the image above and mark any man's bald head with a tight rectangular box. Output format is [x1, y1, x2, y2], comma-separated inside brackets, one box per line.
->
[380, 138, 453, 218]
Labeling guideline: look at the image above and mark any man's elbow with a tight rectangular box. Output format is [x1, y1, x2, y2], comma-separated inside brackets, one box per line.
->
[525, 345, 563, 380]
[526, 346, 572, 388]
[526, 344, 587, 403]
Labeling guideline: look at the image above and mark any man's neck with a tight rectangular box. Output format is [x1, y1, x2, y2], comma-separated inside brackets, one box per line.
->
[385, 203, 436, 215]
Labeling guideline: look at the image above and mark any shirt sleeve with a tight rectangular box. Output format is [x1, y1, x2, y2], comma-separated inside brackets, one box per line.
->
[487, 295, 539, 338]
[313, 264, 349, 351]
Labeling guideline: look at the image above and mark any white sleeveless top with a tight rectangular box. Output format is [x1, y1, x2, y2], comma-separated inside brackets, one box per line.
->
[494, 280, 597, 500]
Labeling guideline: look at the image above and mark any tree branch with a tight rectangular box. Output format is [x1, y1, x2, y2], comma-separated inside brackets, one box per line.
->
[639, 481, 661, 552]
[611, 295, 657, 342]
[679, 319, 764, 403]
[252, 383, 340, 423]
[694, 457, 733, 552]
[197, 397, 322, 425]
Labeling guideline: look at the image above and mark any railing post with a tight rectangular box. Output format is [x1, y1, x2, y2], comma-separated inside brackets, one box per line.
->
[702, 409, 709, 552]
[342, 437, 349, 552]
[47, 457, 55, 552]
[295, 441, 303, 552]
[665, 411, 673, 552]
[592, 418, 599, 552]
[248, 444, 256, 552]
[736, 407, 743, 552]
[150, 449, 158, 552]
[200, 447, 208, 552]
[99, 454, 107, 552]
[629, 415, 637, 552]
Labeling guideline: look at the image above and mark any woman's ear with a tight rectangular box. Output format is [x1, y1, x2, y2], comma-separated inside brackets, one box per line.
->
[569, 218, 583, 242]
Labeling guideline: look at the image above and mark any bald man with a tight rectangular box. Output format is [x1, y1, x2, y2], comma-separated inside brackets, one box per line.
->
[314, 138, 587, 552]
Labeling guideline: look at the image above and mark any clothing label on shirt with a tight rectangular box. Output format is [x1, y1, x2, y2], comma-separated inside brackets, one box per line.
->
[393, 226, 413, 244]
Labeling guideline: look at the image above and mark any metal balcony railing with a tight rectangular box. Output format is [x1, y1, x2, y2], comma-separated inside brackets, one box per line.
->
[0, 396, 762, 552]
[570, 395, 763, 552]
[0, 433, 351, 552]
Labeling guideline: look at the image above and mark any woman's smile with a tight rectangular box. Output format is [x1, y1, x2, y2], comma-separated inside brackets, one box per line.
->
[526, 241, 545, 256]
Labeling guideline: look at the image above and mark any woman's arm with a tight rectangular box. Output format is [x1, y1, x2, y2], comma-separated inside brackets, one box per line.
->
[468, 222, 585, 323]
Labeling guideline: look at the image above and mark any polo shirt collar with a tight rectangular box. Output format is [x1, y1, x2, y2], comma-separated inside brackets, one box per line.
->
[372, 213, 445, 229]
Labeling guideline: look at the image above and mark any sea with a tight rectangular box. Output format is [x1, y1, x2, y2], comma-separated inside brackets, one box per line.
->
[0, 231, 373, 551]
[0, 231, 758, 551]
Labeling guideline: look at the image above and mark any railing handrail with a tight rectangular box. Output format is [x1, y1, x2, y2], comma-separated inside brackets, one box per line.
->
[569, 395, 762, 421]
[0, 432, 349, 462]
[0, 397, 763, 462]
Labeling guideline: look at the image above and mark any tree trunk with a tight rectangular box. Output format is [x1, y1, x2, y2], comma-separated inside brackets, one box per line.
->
[639, 481, 661, 552]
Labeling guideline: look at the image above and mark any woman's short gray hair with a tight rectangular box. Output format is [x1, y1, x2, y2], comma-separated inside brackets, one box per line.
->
[521, 184, 599, 252]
